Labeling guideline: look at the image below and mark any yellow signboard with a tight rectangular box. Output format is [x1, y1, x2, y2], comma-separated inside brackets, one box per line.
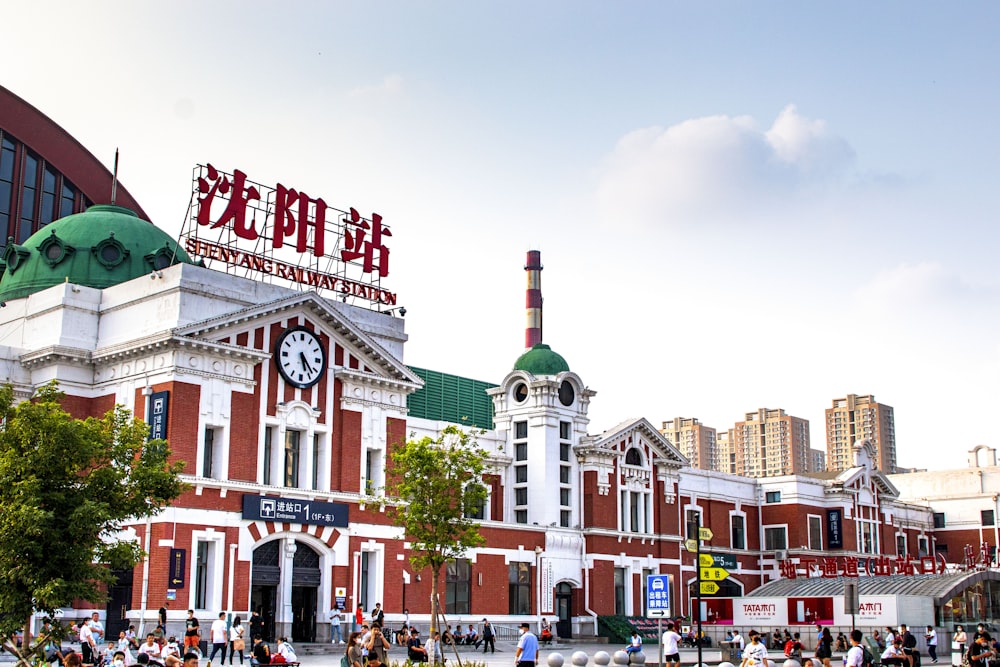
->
[685, 539, 699, 553]
[698, 554, 714, 567]
[700, 581, 720, 594]
[700, 567, 730, 581]
[699, 527, 714, 541]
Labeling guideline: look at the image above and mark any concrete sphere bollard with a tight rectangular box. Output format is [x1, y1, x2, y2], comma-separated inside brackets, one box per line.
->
[630, 653, 646, 665]
[784, 660, 802, 667]
[548, 653, 565, 667]
[594, 652, 611, 667]
[613, 651, 630, 666]
[572, 651, 591, 667]
[719, 662, 736, 667]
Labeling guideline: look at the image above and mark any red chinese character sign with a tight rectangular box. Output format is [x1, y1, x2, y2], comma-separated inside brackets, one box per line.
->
[776, 554, 947, 579]
[180, 164, 396, 306]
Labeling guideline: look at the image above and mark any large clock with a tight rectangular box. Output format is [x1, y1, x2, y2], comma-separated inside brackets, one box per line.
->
[274, 326, 327, 389]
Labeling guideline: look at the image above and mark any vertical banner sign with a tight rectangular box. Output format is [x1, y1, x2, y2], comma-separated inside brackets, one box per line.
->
[540, 559, 554, 614]
[827, 509, 844, 549]
[169, 548, 186, 588]
[148, 391, 169, 441]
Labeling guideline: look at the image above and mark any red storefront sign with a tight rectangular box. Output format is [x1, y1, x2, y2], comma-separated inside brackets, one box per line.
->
[180, 164, 396, 305]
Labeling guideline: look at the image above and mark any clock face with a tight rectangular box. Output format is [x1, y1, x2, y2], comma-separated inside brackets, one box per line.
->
[274, 327, 327, 389]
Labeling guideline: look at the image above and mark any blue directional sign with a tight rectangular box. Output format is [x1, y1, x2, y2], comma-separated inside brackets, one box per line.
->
[646, 574, 671, 618]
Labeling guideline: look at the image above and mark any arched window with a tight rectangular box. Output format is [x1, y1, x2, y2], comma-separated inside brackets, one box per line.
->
[625, 448, 643, 466]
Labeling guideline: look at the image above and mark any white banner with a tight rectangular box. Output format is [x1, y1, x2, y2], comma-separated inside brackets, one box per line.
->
[733, 598, 788, 626]
[833, 596, 898, 626]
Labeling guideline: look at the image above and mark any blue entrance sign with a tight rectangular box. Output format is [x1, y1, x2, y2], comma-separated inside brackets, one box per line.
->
[646, 574, 671, 618]
[242, 494, 349, 527]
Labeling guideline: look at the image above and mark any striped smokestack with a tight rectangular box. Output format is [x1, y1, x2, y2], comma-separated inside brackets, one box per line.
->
[525, 250, 543, 348]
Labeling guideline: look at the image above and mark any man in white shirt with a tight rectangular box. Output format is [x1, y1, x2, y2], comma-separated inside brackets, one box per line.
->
[91, 613, 106, 643]
[740, 631, 769, 667]
[925, 626, 938, 664]
[328, 607, 344, 644]
[208, 613, 229, 666]
[732, 630, 746, 659]
[662, 622, 682, 666]
[138, 634, 163, 660]
[846, 630, 865, 667]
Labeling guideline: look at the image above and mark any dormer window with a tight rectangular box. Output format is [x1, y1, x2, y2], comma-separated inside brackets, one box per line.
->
[625, 447, 643, 466]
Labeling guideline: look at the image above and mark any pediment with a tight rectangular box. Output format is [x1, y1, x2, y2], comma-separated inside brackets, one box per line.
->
[174, 292, 422, 390]
[593, 417, 690, 469]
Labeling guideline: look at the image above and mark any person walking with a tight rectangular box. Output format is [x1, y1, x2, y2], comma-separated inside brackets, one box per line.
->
[515, 623, 539, 667]
[481, 619, 495, 654]
[229, 616, 246, 665]
[208, 612, 228, 666]
[925, 626, 938, 664]
[184, 611, 202, 655]
[815, 627, 833, 667]
[80, 617, 98, 666]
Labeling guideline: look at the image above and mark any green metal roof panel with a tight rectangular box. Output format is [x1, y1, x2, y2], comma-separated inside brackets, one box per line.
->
[407, 367, 496, 430]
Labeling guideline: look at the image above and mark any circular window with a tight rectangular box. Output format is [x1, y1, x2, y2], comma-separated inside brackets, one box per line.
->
[558, 380, 575, 406]
[513, 382, 528, 403]
[152, 253, 171, 270]
[93, 236, 129, 269]
[100, 245, 121, 263]
[45, 244, 62, 261]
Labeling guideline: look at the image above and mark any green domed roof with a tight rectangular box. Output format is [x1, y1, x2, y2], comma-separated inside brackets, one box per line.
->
[0, 205, 195, 302]
[513, 343, 570, 375]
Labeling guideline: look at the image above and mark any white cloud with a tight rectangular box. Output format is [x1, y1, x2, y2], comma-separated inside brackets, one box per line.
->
[347, 74, 404, 100]
[596, 105, 858, 228]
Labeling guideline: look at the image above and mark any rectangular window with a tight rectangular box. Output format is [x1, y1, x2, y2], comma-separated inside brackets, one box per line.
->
[559, 421, 571, 439]
[614, 567, 626, 615]
[730, 515, 746, 550]
[515, 488, 528, 506]
[630, 492, 640, 532]
[515, 443, 527, 461]
[560, 488, 570, 506]
[515, 510, 527, 524]
[194, 541, 210, 609]
[560, 443, 570, 461]
[514, 421, 528, 439]
[896, 534, 907, 556]
[765, 491, 781, 503]
[446, 559, 471, 615]
[202, 427, 216, 478]
[918, 536, 930, 557]
[764, 526, 787, 551]
[515, 465, 527, 483]
[933, 512, 945, 528]
[508, 563, 531, 614]
[263, 427, 273, 486]
[560, 509, 570, 528]
[984, 510, 995, 527]
[686, 509, 702, 538]
[560, 466, 570, 484]
[312, 433, 321, 490]
[284, 430, 301, 488]
[808, 515, 822, 550]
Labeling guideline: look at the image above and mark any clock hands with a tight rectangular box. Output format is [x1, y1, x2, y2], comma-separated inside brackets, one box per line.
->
[299, 351, 314, 374]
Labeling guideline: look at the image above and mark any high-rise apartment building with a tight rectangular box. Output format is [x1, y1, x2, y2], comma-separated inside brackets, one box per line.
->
[826, 394, 896, 472]
[661, 417, 717, 470]
[734, 408, 811, 478]
[717, 429, 737, 475]
[810, 448, 827, 473]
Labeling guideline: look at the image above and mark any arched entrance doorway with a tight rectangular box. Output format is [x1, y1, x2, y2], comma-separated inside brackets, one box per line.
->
[555, 582, 573, 639]
[251, 539, 322, 643]
[251, 542, 280, 642]
[291, 543, 320, 642]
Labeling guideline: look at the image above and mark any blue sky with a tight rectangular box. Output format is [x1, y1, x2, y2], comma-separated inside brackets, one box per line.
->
[6, 2, 1000, 471]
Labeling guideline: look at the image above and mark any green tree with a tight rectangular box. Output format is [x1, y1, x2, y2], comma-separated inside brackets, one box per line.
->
[386, 425, 488, 635]
[0, 383, 186, 666]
